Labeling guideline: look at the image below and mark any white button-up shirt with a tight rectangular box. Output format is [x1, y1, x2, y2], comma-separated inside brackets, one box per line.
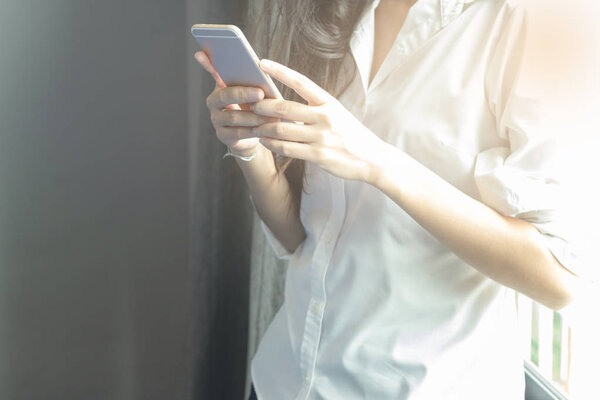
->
[250, 0, 582, 398]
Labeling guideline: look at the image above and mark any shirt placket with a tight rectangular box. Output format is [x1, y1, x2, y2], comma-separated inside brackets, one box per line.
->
[295, 174, 346, 400]
[293, 2, 464, 399]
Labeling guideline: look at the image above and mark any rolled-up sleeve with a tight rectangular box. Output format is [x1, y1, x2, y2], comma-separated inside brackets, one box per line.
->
[249, 194, 293, 261]
[477, 3, 583, 276]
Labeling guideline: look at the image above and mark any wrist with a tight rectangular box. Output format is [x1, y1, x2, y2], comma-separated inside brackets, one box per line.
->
[231, 143, 272, 167]
[366, 140, 396, 187]
[226, 145, 259, 158]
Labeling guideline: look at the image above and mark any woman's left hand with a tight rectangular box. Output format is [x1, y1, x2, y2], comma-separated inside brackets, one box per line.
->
[252, 59, 388, 183]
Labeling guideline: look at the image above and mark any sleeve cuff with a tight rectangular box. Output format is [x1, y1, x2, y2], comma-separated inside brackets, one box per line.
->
[525, 214, 583, 278]
[249, 195, 293, 261]
[537, 228, 581, 277]
[474, 148, 584, 277]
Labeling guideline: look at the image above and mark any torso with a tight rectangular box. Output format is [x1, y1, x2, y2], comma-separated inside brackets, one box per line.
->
[252, 1, 532, 398]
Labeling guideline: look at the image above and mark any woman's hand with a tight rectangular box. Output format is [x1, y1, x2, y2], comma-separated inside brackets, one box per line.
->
[194, 51, 278, 157]
[252, 59, 387, 182]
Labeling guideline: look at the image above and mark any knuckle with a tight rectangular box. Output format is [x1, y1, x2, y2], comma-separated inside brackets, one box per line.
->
[242, 89, 256, 103]
[210, 111, 218, 125]
[230, 87, 241, 101]
[317, 111, 331, 125]
[251, 101, 262, 114]
[274, 101, 288, 115]
[275, 123, 286, 137]
[253, 115, 265, 126]
[292, 76, 304, 89]
[207, 91, 218, 109]
[314, 147, 326, 161]
[297, 73, 311, 87]
[314, 130, 326, 143]
[234, 87, 252, 104]
[217, 89, 229, 106]
[228, 111, 240, 125]
[278, 142, 289, 156]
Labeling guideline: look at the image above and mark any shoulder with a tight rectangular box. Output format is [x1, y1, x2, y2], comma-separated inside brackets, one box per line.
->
[500, 0, 596, 23]
[504, 0, 596, 11]
[503, 0, 596, 83]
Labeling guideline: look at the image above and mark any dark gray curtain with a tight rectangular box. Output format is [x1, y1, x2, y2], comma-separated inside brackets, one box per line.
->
[1, 0, 281, 398]
[186, 1, 257, 400]
[186, 0, 289, 398]
[1, 0, 188, 399]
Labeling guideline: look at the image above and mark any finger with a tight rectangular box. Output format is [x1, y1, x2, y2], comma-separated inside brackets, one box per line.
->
[222, 100, 241, 111]
[254, 121, 317, 143]
[212, 88, 240, 111]
[251, 99, 321, 124]
[207, 86, 265, 110]
[259, 137, 316, 161]
[237, 103, 253, 111]
[195, 51, 226, 88]
[216, 126, 258, 143]
[212, 110, 278, 127]
[259, 59, 331, 106]
[194, 51, 213, 73]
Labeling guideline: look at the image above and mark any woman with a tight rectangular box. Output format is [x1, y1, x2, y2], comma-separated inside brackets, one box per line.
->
[195, 0, 584, 398]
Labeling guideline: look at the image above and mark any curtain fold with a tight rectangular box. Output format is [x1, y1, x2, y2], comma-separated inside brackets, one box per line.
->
[186, 1, 255, 399]
[187, 0, 286, 398]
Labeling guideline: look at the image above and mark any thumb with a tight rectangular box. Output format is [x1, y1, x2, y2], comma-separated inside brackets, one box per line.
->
[194, 51, 226, 88]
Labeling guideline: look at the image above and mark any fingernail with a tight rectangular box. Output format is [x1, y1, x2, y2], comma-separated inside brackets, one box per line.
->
[260, 59, 272, 68]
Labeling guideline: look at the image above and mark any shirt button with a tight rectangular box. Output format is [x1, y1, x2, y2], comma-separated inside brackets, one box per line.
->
[305, 374, 310, 383]
[312, 303, 321, 314]
[325, 232, 333, 244]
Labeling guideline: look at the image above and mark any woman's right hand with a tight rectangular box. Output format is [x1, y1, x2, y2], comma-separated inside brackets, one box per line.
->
[194, 51, 277, 157]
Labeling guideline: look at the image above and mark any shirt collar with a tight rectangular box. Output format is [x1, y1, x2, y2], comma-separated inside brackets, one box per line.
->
[366, 0, 477, 27]
[441, 0, 477, 27]
[348, 0, 477, 94]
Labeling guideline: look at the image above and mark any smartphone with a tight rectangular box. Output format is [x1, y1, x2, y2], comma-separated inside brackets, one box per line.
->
[191, 24, 283, 99]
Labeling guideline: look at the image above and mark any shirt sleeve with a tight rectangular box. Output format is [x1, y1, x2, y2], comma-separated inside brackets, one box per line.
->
[249, 194, 293, 261]
[476, 3, 585, 277]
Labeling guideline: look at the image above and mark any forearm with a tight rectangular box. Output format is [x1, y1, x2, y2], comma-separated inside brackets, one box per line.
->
[369, 141, 578, 310]
[235, 143, 306, 254]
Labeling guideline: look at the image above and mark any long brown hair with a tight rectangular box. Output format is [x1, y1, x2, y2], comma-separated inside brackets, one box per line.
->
[248, 0, 373, 212]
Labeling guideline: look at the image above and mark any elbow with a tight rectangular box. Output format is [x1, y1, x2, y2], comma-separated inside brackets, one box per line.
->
[542, 274, 599, 312]
[533, 278, 575, 310]
[543, 289, 574, 311]
[526, 228, 581, 311]
[538, 257, 580, 311]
